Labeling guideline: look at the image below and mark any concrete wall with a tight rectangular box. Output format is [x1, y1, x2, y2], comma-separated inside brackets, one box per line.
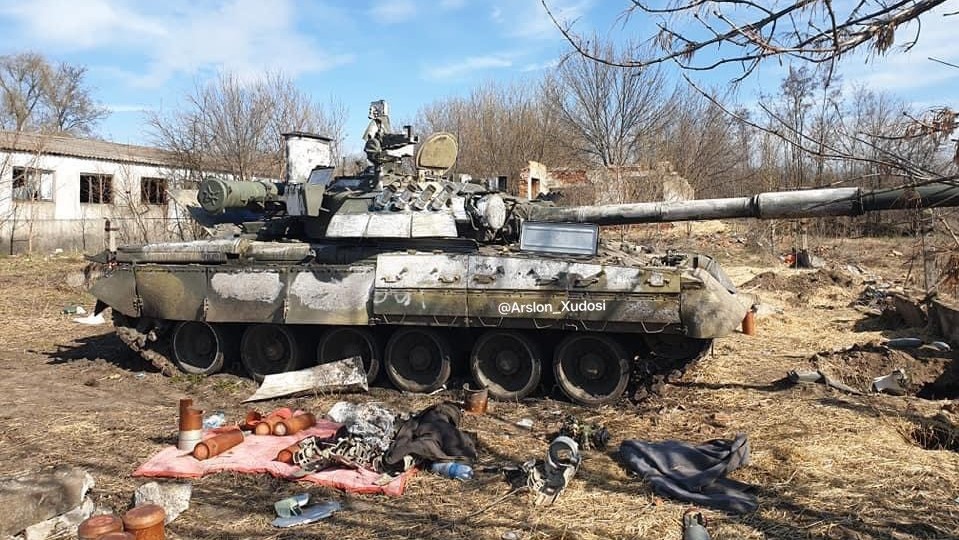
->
[0, 150, 192, 254]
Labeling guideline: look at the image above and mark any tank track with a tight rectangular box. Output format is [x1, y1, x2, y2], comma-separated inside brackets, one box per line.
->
[629, 338, 714, 402]
[112, 312, 178, 376]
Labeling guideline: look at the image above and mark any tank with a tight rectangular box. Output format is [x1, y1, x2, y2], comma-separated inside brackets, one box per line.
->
[86, 100, 959, 406]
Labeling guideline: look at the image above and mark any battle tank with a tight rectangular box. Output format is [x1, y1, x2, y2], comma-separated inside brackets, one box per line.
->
[87, 100, 959, 406]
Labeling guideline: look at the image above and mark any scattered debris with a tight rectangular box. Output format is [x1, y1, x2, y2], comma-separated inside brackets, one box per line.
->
[72, 312, 106, 325]
[202, 411, 226, 429]
[620, 434, 757, 514]
[786, 370, 863, 395]
[61, 305, 87, 315]
[683, 510, 711, 540]
[326, 402, 397, 452]
[557, 415, 609, 451]
[515, 418, 534, 430]
[383, 403, 476, 473]
[501, 531, 521, 540]
[271, 499, 341, 528]
[886, 337, 923, 349]
[430, 462, 474, 481]
[811, 341, 959, 399]
[243, 356, 368, 402]
[133, 481, 192, 524]
[931, 341, 952, 352]
[274, 493, 310, 518]
[463, 384, 488, 415]
[888, 293, 927, 328]
[871, 369, 909, 395]
[529, 436, 581, 506]
[0, 466, 95, 537]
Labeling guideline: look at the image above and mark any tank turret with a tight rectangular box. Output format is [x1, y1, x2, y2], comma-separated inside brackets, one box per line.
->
[85, 99, 959, 407]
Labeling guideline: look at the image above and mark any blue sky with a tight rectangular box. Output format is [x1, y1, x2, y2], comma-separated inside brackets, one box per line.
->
[0, 0, 956, 153]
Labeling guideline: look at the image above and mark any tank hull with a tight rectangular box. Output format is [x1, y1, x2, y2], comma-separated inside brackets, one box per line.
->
[92, 240, 742, 405]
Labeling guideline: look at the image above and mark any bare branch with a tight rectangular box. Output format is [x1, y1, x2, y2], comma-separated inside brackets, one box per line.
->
[544, 0, 948, 76]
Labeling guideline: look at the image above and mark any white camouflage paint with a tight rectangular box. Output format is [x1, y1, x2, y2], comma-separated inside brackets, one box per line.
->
[290, 270, 373, 311]
[211, 272, 283, 302]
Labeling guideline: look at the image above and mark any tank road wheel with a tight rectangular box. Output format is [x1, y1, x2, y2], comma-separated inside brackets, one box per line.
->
[240, 324, 304, 382]
[171, 321, 227, 375]
[554, 334, 630, 407]
[385, 328, 452, 393]
[316, 327, 381, 383]
[470, 330, 543, 401]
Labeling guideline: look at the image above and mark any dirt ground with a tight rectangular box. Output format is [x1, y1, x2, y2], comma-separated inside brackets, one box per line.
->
[1, 234, 958, 540]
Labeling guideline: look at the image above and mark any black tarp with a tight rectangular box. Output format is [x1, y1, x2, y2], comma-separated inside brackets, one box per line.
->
[620, 434, 757, 513]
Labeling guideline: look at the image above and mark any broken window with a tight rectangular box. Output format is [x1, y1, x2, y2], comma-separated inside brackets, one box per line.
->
[140, 177, 168, 205]
[12, 166, 54, 201]
[79, 173, 113, 204]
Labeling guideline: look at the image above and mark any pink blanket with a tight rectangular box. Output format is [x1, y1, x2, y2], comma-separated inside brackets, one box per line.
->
[134, 421, 411, 496]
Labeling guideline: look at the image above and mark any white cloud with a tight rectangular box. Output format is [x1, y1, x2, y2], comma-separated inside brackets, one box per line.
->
[0, 0, 354, 88]
[497, 0, 592, 40]
[839, 5, 959, 94]
[424, 55, 513, 80]
[520, 58, 559, 72]
[0, 0, 164, 48]
[106, 104, 149, 113]
[368, 0, 416, 24]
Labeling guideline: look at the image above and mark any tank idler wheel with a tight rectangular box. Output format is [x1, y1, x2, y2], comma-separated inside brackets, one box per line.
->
[240, 324, 304, 382]
[553, 333, 630, 407]
[385, 328, 452, 393]
[470, 330, 542, 401]
[316, 327, 381, 383]
[171, 321, 228, 375]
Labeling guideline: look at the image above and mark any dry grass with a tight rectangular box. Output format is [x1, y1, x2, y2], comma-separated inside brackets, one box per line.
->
[0, 237, 957, 540]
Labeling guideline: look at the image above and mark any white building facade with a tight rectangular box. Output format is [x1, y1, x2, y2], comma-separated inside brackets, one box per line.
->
[0, 131, 202, 254]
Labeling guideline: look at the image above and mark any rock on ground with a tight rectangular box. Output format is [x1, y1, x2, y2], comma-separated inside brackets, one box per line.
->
[0, 466, 94, 536]
[133, 481, 192, 524]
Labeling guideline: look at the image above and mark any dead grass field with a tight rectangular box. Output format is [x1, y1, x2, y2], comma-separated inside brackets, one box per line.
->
[0, 235, 957, 540]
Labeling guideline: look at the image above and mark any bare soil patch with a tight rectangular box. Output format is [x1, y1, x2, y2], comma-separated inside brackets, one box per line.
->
[810, 341, 959, 399]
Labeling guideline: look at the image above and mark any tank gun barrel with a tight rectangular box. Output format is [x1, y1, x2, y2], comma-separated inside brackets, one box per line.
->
[197, 177, 280, 214]
[527, 182, 959, 225]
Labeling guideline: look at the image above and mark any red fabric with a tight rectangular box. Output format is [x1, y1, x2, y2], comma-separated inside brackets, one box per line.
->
[134, 420, 412, 496]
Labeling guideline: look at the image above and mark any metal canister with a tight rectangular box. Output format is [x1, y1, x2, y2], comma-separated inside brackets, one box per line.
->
[253, 408, 292, 435]
[463, 384, 488, 415]
[121, 504, 165, 540]
[178, 406, 203, 452]
[273, 413, 316, 436]
[741, 309, 756, 336]
[193, 428, 244, 460]
[78, 514, 124, 539]
[275, 441, 302, 464]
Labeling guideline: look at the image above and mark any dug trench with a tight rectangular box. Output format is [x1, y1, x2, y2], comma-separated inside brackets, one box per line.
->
[2, 239, 958, 540]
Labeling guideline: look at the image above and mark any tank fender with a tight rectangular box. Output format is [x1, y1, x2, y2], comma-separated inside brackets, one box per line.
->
[680, 268, 749, 339]
[89, 268, 139, 317]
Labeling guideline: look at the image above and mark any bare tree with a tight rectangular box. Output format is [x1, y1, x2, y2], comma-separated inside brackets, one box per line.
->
[418, 81, 567, 192]
[544, 39, 671, 169]
[544, 1, 958, 170]
[544, 1, 950, 79]
[148, 73, 347, 182]
[0, 52, 108, 135]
